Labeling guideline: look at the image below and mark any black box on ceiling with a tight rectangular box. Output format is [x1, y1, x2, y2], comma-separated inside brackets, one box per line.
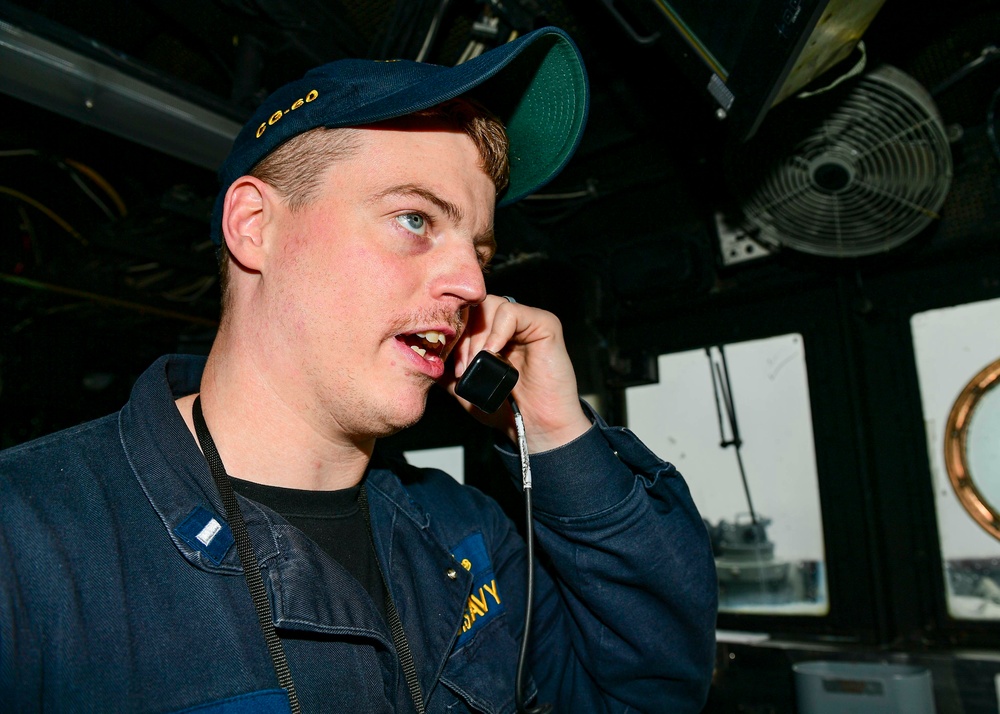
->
[601, 0, 887, 142]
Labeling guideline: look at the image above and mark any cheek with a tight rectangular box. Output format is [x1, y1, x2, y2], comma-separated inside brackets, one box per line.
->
[314, 247, 409, 329]
[354, 246, 422, 296]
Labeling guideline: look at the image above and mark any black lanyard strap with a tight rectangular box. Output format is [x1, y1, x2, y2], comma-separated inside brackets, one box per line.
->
[359, 486, 426, 714]
[193, 396, 302, 714]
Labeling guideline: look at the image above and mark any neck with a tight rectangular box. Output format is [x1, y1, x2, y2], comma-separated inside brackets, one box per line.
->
[176, 342, 374, 491]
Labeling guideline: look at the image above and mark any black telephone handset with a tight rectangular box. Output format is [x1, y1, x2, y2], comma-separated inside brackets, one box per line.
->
[455, 350, 519, 413]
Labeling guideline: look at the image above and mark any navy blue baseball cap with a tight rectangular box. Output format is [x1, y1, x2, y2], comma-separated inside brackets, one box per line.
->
[210, 26, 589, 245]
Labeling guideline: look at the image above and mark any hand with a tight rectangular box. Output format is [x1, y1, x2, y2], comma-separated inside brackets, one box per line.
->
[443, 295, 591, 453]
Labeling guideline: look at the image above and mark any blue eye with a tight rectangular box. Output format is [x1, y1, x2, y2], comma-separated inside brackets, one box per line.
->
[396, 213, 426, 235]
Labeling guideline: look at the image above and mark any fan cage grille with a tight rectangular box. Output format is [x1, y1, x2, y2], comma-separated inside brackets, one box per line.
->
[738, 65, 953, 258]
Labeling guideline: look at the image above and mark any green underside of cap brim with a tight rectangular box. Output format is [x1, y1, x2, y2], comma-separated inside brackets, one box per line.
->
[468, 32, 588, 207]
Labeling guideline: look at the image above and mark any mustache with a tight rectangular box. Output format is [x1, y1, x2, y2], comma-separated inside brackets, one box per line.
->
[388, 307, 467, 338]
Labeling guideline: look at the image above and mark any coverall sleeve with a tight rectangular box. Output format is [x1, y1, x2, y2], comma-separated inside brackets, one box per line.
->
[494, 405, 718, 713]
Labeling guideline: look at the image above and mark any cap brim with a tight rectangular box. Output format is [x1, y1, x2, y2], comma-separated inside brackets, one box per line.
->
[472, 29, 590, 206]
[302, 27, 589, 205]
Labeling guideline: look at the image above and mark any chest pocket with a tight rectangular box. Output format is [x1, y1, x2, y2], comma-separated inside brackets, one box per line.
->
[437, 533, 537, 713]
[439, 611, 539, 714]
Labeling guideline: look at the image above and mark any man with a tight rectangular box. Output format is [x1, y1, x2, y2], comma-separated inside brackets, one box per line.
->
[0, 26, 717, 713]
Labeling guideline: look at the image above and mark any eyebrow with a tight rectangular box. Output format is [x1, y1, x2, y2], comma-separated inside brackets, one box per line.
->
[371, 183, 462, 221]
[372, 183, 497, 258]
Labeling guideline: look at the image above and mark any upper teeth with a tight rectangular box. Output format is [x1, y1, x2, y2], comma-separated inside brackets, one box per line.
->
[416, 331, 446, 345]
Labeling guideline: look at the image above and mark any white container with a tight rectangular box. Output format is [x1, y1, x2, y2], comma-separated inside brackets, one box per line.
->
[793, 661, 936, 714]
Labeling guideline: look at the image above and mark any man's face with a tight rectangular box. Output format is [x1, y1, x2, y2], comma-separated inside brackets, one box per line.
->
[257, 123, 496, 441]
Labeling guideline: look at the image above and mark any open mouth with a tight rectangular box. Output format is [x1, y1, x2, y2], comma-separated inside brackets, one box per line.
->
[397, 330, 448, 361]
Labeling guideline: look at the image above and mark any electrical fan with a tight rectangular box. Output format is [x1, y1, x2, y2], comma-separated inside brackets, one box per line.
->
[728, 64, 953, 258]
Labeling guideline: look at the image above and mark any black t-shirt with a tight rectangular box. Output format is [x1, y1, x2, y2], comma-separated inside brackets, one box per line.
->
[230, 477, 388, 622]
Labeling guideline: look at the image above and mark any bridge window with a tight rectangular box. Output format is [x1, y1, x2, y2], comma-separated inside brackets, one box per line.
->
[626, 333, 828, 616]
[912, 296, 1000, 621]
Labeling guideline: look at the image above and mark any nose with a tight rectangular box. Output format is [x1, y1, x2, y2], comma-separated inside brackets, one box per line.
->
[431, 238, 488, 307]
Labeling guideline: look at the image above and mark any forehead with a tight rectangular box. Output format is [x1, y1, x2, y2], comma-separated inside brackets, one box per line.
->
[353, 119, 481, 168]
[330, 126, 496, 212]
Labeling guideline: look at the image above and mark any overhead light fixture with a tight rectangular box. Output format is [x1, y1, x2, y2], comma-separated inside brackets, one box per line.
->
[0, 16, 242, 171]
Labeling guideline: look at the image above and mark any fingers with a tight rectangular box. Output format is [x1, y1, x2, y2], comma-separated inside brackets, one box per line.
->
[453, 295, 523, 378]
[447, 294, 591, 451]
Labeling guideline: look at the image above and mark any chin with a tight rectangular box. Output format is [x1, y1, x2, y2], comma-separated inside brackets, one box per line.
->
[375, 395, 429, 436]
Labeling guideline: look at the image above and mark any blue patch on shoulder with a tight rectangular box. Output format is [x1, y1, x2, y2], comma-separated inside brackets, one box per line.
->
[175, 506, 234, 565]
[452, 532, 504, 647]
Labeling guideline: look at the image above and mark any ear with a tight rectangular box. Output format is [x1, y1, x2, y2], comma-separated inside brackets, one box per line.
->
[221, 177, 269, 271]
